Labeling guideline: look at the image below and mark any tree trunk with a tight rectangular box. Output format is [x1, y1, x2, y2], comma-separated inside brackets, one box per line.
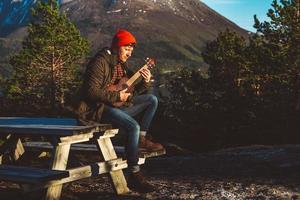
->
[51, 51, 56, 110]
[294, 0, 300, 110]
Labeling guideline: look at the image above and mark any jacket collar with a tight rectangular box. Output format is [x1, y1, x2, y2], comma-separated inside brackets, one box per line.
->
[96, 47, 118, 68]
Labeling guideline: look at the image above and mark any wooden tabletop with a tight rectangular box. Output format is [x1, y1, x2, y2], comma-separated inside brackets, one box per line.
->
[0, 117, 78, 125]
[0, 117, 111, 136]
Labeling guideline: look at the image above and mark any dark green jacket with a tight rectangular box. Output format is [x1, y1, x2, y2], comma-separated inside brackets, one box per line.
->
[76, 48, 150, 125]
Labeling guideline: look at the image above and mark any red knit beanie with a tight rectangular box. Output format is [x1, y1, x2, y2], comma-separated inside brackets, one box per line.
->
[111, 29, 137, 49]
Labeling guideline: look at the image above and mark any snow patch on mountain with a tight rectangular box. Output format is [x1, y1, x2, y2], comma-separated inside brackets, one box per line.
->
[61, 0, 75, 4]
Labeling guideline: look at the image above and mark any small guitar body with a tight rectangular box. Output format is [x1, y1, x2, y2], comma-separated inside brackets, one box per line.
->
[107, 58, 155, 108]
[107, 77, 134, 107]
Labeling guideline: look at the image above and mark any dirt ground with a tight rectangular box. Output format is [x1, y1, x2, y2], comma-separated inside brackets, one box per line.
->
[1, 144, 300, 200]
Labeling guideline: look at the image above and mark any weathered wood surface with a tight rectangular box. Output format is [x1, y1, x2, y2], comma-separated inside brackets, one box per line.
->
[23, 142, 166, 160]
[97, 132, 129, 194]
[0, 135, 25, 164]
[0, 165, 69, 183]
[0, 117, 167, 199]
[46, 142, 71, 200]
[0, 117, 78, 125]
[24, 158, 128, 191]
[0, 117, 111, 136]
[0, 117, 116, 200]
[0, 124, 108, 136]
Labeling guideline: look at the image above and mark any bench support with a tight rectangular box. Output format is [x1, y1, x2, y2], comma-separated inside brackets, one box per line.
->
[97, 129, 129, 194]
[46, 143, 71, 200]
[0, 120, 166, 199]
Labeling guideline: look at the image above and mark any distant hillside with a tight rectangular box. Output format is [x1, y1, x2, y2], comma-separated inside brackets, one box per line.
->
[0, 0, 249, 71]
[60, 0, 249, 68]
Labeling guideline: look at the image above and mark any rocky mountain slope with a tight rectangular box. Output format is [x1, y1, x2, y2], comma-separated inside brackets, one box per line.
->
[0, 0, 249, 69]
[61, 0, 248, 67]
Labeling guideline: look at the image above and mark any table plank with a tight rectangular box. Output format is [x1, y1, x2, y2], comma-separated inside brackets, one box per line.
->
[0, 117, 78, 125]
[0, 124, 111, 136]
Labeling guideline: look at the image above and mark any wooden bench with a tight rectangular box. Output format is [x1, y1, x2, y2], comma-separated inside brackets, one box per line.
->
[23, 141, 166, 165]
[0, 165, 69, 184]
[0, 117, 166, 200]
[0, 117, 129, 199]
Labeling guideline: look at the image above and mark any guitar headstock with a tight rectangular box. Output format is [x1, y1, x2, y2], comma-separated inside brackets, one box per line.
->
[145, 57, 156, 69]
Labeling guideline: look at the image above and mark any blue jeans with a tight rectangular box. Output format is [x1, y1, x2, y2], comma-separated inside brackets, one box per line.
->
[101, 94, 158, 173]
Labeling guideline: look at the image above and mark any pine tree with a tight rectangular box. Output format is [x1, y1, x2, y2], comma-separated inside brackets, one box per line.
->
[202, 29, 248, 92]
[254, 0, 300, 110]
[9, 0, 89, 111]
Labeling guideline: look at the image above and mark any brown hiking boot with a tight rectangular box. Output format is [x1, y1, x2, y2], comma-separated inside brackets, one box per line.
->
[139, 135, 164, 152]
[127, 171, 155, 193]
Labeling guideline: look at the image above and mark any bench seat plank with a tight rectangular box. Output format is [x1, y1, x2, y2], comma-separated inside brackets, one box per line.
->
[0, 165, 69, 184]
[23, 142, 166, 159]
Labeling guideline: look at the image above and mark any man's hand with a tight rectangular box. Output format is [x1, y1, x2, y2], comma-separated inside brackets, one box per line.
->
[120, 88, 131, 102]
[139, 68, 152, 83]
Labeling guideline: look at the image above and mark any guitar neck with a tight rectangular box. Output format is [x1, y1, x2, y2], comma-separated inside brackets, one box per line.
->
[126, 64, 148, 87]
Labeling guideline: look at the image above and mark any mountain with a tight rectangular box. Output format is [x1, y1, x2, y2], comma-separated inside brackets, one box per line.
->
[0, 0, 36, 37]
[0, 0, 249, 69]
[0, 0, 72, 36]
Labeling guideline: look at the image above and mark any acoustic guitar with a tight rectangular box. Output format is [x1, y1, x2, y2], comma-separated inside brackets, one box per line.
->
[107, 58, 155, 107]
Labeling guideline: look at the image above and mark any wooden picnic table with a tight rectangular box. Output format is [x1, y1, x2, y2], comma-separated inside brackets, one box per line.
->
[0, 117, 130, 200]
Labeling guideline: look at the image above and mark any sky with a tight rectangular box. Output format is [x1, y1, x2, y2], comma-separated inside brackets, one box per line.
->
[200, 0, 274, 32]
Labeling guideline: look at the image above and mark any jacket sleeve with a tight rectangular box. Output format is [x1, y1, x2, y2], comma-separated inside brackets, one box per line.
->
[83, 57, 120, 104]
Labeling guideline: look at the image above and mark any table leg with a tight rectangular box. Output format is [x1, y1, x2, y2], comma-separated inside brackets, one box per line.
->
[0, 134, 10, 164]
[0, 134, 24, 164]
[13, 137, 25, 161]
[97, 137, 129, 194]
[46, 143, 71, 200]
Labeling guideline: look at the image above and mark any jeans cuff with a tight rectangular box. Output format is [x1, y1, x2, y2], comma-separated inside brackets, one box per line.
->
[129, 165, 140, 173]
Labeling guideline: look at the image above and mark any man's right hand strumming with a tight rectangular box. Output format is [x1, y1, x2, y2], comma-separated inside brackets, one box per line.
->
[120, 88, 131, 102]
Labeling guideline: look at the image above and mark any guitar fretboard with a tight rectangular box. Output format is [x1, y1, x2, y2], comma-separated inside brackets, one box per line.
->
[126, 64, 148, 87]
